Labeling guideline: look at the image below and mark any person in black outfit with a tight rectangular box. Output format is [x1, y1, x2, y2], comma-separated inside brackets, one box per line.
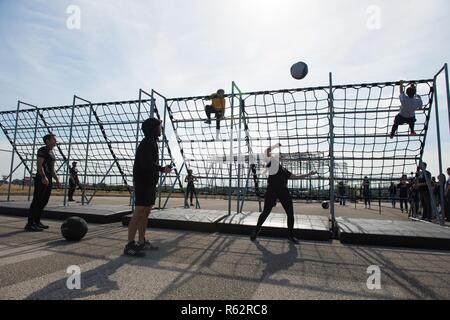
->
[25, 133, 61, 232]
[409, 171, 420, 217]
[250, 143, 317, 244]
[337, 182, 346, 206]
[388, 182, 397, 208]
[397, 174, 409, 213]
[362, 176, 371, 209]
[416, 162, 433, 221]
[68, 161, 80, 202]
[124, 118, 172, 257]
[184, 169, 198, 208]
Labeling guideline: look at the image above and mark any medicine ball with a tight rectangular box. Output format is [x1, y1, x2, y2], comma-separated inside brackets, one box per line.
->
[321, 201, 329, 210]
[61, 217, 88, 241]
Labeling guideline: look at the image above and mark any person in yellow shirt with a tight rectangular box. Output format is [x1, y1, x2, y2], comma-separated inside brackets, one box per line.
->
[204, 89, 226, 130]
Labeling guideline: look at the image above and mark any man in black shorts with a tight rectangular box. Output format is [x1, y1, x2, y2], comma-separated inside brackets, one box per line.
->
[124, 118, 172, 257]
[250, 143, 317, 244]
[25, 133, 61, 231]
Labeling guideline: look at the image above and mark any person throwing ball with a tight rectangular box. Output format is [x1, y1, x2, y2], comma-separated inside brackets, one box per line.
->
[250, 143, 317, 244]
[390, 81, 423, 139]
[124, 118, 172, 257]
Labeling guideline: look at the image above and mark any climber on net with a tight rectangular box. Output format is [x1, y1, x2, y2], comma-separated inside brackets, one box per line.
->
[389, 81, 423, 139]
[204, 89, 226, 131]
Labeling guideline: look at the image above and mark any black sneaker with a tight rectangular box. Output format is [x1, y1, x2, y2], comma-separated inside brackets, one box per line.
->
[204, 119, 211, 124]
[124, 242, 145, 257]
[24, 224, 43, 232]
[138, 239, 159, 251]
[250, 229, 260, 242]
[36, 222, 49, 229]
[288, 236, 300, 245]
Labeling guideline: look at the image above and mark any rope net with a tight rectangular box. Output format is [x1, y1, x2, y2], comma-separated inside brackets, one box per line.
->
[164, 79, 434, 202]
[0, 78, 435, 205]
[0, 99, 179, 200]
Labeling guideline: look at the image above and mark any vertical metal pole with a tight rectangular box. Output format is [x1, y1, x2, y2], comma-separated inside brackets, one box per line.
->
[228, 83, 236, 215]
[156, 91, 167, 209]
[132, 91, 143, 211]
[63, 97, 77, 206]
[236, 96, 243, 213]
[445, 63, 450, 134]
[329, 73, 336, 230]
[433, 77, 446, 224]
[7, 101, 21, 202]
[378, 183, 382, 215]
[82, 104, 93, 205]
[28, 107, 40, 201]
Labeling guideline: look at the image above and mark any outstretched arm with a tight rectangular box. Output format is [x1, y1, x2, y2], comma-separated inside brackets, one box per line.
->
[265, 143, 281, 158]
[400, 80, 405, 95]
[290, 171, 317, 180]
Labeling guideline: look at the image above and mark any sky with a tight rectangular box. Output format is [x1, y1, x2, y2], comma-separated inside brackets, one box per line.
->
[0, 0, 449, 179]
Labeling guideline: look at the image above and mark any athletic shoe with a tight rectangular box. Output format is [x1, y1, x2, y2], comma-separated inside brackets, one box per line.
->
[123, 242, 145, 257]
[36, 222, 49, 229]
[138, 239, 159, 251]
[288, 236, 300, 245]
[410, 131, 417, 136]
[204, 119, 211, 124]
[68, 199, 75, 202]
[250, 229, 260, 242]
[24, 224, 43, 232]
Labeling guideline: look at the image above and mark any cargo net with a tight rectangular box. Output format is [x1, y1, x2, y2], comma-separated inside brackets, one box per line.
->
[0, 99, 178, 200]
[165, 79, 434, 201]
[166, 94, 244, 196]
[332, 80, 434, 194]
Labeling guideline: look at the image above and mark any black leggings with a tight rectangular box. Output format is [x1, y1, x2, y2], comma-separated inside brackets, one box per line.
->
[254, 186, 295, 237]
[185, 184, 196, 205]
[391, 114, 416, 135]
[28, 179, 52, 225]
[205, 105, 223, 130]
[399, 198, 408, 212]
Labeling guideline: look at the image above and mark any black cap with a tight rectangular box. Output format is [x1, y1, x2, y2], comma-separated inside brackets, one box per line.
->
[43, 133, 56, 143]
[142, 118, 162, 137]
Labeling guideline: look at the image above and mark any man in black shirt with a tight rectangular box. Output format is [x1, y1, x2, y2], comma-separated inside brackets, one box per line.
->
[250, 143, 317, 244]
[25, 133, 61, 232]
[397, 174, 409, 213]
[416, 162, 433, 221]
[68, 161, 80, 202]
[362, 176, 371, 209]
[124, 118, 172, 257]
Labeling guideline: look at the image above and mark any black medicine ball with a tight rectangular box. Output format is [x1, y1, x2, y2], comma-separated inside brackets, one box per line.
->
[322, 201, 329, 210]
[61, 217, 88, 241]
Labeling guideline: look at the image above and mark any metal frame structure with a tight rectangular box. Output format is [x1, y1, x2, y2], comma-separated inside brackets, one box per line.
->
[1, 65, 449, 230]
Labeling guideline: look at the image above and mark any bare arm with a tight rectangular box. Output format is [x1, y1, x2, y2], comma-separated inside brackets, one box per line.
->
[37, 158, 46, 178]
[400, 80, 404, 95]
[265, 143, 281, 158]
[290, 171, 317, 181]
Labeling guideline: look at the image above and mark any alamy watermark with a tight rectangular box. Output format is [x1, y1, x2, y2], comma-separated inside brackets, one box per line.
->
[366, 5, 382, 30]
[366, 265, 381, 290]
[66, 265, 81, 290]
[66, 5, 81, 30]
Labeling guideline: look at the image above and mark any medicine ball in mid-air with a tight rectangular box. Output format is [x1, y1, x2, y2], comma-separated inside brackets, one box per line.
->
[290, 61, 309, 80]
[61, 217, 88, 241]
[321, 201, 329, 210]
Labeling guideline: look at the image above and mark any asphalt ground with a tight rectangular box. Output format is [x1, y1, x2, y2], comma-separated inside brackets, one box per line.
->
[0, 215, 449, 300]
